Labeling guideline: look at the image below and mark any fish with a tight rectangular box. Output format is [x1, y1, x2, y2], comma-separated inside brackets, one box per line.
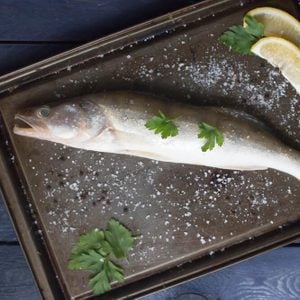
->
[13, 91, 300, 180]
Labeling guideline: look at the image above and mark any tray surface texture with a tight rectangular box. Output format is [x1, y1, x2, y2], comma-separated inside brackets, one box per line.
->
[0, 0, 299, 299]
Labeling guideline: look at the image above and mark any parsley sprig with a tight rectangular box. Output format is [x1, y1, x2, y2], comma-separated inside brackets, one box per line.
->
[68, 219, 135, 295]
[198, 122, 224, 152]
[145, 111, 178, 139]
[219, 16, 264, 55]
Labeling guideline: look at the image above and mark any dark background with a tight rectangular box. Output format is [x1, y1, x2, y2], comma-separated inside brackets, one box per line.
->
[0, 1, 299, 299]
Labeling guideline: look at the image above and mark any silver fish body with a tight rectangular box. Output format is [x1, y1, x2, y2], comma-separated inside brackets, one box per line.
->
[14, 91, 300, 180]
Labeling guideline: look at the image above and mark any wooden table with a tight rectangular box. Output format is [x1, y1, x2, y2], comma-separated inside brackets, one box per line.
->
[0, 1, 299, 299]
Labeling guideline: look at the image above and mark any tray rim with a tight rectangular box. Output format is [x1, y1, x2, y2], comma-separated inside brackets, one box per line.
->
[0, 0, 299, 299]
[0, 124, 65, 300]
[0, 0, 233, 94]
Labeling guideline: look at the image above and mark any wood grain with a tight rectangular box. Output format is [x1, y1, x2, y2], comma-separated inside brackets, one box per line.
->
[0, 244, 299, 300]
[0, 245, 40, 300]
[0, 0, 299, 298]
[0, 0, 199, 42]
[0, 44, 77, 75]
[0, 195, 17, 241]
[143, 248, 300, 300]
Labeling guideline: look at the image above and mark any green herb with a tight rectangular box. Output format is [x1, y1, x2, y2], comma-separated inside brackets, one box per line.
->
[90, 259, 124, 295]
[145, 111, 179, 139]
[68, 219, 135, 295]
[219, 15, 264, 55]
[105, 219, 135, 259]
[198, 122, 224, 152]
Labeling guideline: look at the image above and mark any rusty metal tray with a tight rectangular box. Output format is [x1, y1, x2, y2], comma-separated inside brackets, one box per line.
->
[0, 0, 299, 299]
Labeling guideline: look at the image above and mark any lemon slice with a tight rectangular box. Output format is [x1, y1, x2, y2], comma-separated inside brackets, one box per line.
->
[251, 37, 300, 94]
[244, 7, 300, 47]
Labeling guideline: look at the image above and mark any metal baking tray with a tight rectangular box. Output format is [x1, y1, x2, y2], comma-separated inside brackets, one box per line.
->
[0, 0, 299, 299]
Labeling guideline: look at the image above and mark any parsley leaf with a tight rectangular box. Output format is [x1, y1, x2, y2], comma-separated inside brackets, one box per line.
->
[244, 15, 264, 38]
[145, 111, 179, 139]
[105, 219, 135, 259]
[90, 268, 111, 295]
[68, 229, 110, 259]
[219, 16, 264, 55]
[68, 219, 135, 296]
[89, 259, 124, 295]
[105, 259, 124, 283]
[198, 122, 224, 152]
[68, 249, 106, 272]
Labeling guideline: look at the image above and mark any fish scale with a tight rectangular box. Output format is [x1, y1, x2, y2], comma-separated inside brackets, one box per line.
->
[13, 91, 300, 180]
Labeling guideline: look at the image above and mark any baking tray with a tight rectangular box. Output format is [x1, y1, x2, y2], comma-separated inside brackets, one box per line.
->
[0, 0, 299, 299]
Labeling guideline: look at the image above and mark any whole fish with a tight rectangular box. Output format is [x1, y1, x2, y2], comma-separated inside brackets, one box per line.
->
[13, 91, 300, 180]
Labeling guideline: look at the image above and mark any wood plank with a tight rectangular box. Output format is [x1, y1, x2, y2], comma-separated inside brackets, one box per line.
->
[0, 0, 199, 42]
[143, 247, 300, 300]
[0, 44, 76, 75]
[0, 193, 17, 241]
[0, 245, 40, 300]
[0, 245, 299, 300]
[0, 1, 298, 299]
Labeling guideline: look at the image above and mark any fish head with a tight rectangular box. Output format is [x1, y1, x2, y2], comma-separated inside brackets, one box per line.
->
[13, 100, 107, 144]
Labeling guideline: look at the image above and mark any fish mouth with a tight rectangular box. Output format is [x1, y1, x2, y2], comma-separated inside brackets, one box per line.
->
[13, 114, 41, 137]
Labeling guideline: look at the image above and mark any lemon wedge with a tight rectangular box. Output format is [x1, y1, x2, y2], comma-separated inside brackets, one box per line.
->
[244, 7, 300, 47]
[251, 37, 300, 94]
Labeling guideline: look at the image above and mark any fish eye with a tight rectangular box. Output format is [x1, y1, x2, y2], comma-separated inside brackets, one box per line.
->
[79, 101, 93, 111]
[37, 106, 50, 118]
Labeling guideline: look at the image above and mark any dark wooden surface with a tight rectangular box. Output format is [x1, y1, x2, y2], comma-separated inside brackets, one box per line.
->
[0, 243, 40, 300]
[0, 44, 78, 75]
[0, 0, 198, 75]
[143, 247, 300, 300]
[0, 195, 17, 241]
[0, 0, 299, 299]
